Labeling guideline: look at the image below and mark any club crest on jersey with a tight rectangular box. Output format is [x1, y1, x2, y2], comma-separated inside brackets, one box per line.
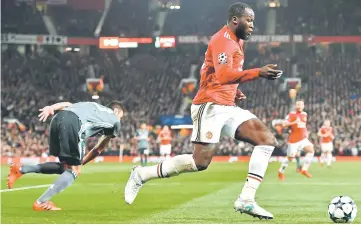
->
[218, 52, 227, 64]
[206, 131, 213, 139]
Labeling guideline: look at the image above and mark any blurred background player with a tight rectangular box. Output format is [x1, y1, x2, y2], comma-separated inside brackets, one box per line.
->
[7, 101, 124, 210]
[125, 2, 284, 220]
[158, 125, 172, 159]
[135, 123, 150, 166]
[318, 119, 334, 167]
[278, 100, 314, 180]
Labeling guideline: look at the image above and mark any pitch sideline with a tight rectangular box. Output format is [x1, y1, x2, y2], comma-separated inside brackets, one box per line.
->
[0, 184, 50, 193]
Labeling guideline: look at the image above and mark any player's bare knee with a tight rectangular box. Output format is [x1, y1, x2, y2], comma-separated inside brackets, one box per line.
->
[192, 155, 211, 171]
[67, 165, 81, 176]
[304, 145, 314, 153]
[192, 143, 216, 172]
[259, 135, 278, 147]
[195, 164, 208, 171]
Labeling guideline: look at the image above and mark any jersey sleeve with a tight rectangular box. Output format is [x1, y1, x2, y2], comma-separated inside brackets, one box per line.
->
[104, 121, 121, 138]
[211, 40, 236, 75]
[211, 39, 260, 85]
[286, 113, 294, 122]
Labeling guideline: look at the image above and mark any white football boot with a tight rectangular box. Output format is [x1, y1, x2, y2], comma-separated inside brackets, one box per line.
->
[124, 166, 143, 204]
[234, 197, 274, 220]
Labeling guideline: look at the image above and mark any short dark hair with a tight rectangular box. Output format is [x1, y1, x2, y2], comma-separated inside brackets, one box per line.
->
[228, 2, 252, 21]
[106, 100, 125, 112]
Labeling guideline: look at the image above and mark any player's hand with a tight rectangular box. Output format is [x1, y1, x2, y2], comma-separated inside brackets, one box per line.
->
[235, 89, 246, 105]
[38, 106, 54, 122]
[259, 64, 283, 80]
[293, 117, 301, 125]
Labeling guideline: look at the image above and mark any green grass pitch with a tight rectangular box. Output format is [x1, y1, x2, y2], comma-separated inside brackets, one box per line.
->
[1, 161, 360, 224]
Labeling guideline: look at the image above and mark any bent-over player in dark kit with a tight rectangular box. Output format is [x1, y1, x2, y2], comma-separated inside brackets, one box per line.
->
[7, 101, 125, 211]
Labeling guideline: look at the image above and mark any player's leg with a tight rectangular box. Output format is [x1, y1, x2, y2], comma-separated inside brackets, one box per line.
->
[7, 162, 67, 189]
[138, 148, 144, 166]
[7, 117, 65, 189]
[33, 111, 84, 211]
[124, 142, 216, 204]
[278, 142, 298, 180]
[231, 116, 277, 219]
[300, 140, 314, 178]
[278, 156, 294, 181]
[33, 162, 81, 211]
[326, 151, 332, 167]
[319, 146, 326, 166]
[124, 103, 221, 204]
[143, 149, 149, 166]
[295, 151, 302, 172]
[165, 144, 172, 159]
[326, 143, 333, 167]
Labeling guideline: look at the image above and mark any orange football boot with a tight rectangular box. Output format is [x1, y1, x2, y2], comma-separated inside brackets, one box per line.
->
[7, 163, 23, 189]
[301, 170, 312, 178]
[33, 201, 62, 211]
[278, 171, 285, 181]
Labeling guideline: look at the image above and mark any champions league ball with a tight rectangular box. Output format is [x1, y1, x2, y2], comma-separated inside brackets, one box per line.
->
[328, 196, 357, 223]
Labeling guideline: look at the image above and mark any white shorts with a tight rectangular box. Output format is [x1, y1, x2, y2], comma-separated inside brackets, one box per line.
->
[321, 142, 333, 152]
[287, 138, 313, 157]
[160, 144, 172, 155]
[190, 103, 257, 143]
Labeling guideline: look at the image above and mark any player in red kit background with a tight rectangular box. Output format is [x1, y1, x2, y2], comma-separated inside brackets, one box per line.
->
[158, 125, 172, 159]
[278, 100, 315, 180]
[125, 2, 283, 220]
[318, 120, 334, 167]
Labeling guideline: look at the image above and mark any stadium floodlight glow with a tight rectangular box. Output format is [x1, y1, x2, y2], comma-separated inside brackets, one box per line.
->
[269, 2, 277, 7]
[169, 5, 180, 10]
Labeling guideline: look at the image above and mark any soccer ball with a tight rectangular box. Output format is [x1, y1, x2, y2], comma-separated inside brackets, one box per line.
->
[328, 196, 357, 223]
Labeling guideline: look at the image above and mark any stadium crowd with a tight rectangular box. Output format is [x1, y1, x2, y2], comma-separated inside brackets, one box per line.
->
[3, 0, 361, 37]
[2, 46, 361, 157]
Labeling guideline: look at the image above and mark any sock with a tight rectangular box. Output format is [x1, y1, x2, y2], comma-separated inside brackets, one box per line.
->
[240, 145, 274, 200]
[140, 156, 144, 166]
[37, 170, 77, 203]
[279, 158, 289, 173]
[144, 155, 148, 166]
[20, 162, 65, 174]
[327, 153, 332, 166]
[138, 154, 197, 182]
[295, 155, 301, 169]
[320, 153, 325, 164]
[302, 152, 314, 171]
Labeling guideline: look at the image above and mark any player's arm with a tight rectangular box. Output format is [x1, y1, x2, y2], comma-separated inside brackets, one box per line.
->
[50, 102, 72, 111]
[38, 102, 73, 122]
[212, 42, 282, 84]
[283, 116, 299, 127]
[328, 128, 335, 139]
[134, 131, 140, 140]
[212, 43, 259, 84]
[82, 135, 112, 165]
[317, 129, 327, 137]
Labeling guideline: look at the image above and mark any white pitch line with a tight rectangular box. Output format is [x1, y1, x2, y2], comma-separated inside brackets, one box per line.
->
[0, 184, 50, 193]
[1, 181, 359, 193]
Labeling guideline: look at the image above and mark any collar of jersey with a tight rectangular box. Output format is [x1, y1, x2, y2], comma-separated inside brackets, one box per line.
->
[224, 25, 238, 42]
